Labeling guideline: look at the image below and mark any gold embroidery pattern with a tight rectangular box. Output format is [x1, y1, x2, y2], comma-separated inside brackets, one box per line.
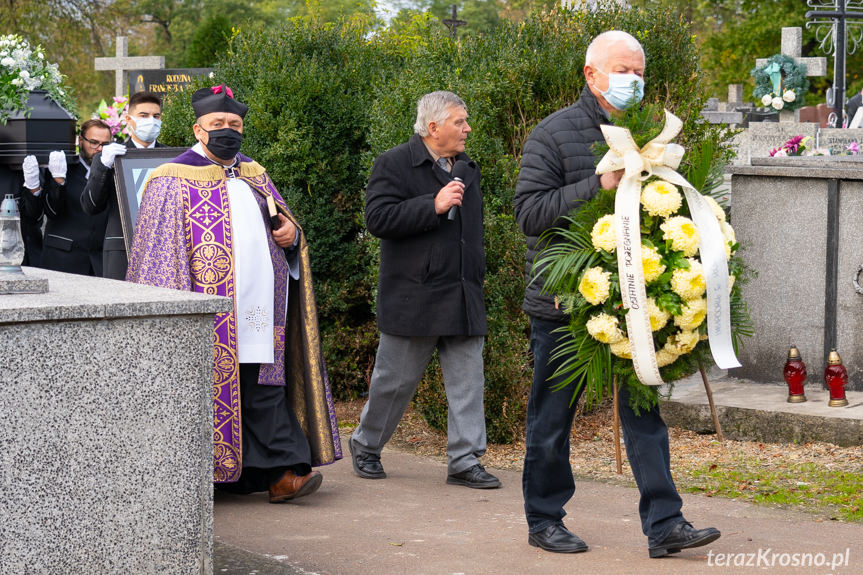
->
[213, 443, 240, 483]
[190, 244, 232, 286]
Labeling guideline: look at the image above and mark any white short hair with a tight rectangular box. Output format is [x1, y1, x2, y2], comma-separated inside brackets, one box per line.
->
[585, 30, 644, 70]
[413, 91, 467, 137]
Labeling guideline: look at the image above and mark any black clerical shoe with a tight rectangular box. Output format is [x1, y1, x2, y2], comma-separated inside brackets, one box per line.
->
[648, 522, 721, 558]
[528, 523, 589, 553]
[446, 463, 501, 489]
[348, 436, 386, 479]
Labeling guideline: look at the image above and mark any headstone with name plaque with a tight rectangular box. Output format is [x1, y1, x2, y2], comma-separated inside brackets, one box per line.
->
[129, 68, 213, 97]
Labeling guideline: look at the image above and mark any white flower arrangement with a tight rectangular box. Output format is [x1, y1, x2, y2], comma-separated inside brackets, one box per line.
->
[0, 34, 77, 124]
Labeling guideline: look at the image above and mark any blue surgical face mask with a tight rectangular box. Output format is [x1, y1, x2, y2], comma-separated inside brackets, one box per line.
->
[132, 116, 162, 143]
[596, 70, 645, 111]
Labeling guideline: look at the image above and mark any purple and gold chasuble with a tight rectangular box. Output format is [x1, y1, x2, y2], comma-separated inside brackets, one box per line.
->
[126, 150, 341, 482]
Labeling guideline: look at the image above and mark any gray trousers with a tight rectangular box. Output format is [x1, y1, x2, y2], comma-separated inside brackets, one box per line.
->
[351, 333, 487, 475]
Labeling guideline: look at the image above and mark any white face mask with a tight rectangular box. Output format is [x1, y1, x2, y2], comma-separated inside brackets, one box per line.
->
[131, 116, 162, 143]
[595, 69, 645, 111]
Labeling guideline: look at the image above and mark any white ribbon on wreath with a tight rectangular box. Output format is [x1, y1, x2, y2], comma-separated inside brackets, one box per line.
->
[596, 110, 741, 386]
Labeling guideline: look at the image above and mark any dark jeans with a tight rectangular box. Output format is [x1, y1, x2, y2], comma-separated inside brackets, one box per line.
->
[522, 316, 684, 540]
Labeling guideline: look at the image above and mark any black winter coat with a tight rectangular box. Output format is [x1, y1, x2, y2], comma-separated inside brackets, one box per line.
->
[365, 134, 487, 337]
[81, 139, 164, 280]
[41, 158, 108, 275]
[514, 88, 609, 322]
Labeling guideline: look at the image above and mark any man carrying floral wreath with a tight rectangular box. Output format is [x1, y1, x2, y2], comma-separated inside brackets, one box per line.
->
[514, 30, 721, 557]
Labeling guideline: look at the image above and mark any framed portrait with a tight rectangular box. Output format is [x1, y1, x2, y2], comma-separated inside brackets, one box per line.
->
[114, 148, 186, 255]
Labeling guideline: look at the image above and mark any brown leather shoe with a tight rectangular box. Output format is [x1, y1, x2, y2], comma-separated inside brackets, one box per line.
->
[268, 470, 323, 503]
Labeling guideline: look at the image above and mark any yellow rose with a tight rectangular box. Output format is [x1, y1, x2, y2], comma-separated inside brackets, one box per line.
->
[702, 195, 727, 223]
[674, 297, 707, 330]
[671, 258, 706, 300]
[660, 216, 700, 257]
[641, 245, 666, 283]
[648, 297, 670, 331]
[641, 180, 682, 218]
[578, 266, 612, 305]
[591, 214, 617, 252]
[586, 313, 625, 344]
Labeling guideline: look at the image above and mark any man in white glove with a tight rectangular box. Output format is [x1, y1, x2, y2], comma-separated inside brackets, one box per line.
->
[1, 155, 44, 266]
[81, 91, 164, 280]
[99, 142, 126, 169]
[22, 154, 41, 192]
[40, 119, 112, 275]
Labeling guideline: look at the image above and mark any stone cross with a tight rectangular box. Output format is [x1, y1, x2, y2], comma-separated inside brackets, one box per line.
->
[95, 36, 165, 98]
[755, 28, 827, 122]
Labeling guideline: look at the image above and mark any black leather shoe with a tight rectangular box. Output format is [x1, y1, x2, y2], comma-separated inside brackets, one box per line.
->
[648, 522, 721, 558]
[446, 463, 501, 489]
[348, 437, 386, 479]
[528, 523, 588, 553]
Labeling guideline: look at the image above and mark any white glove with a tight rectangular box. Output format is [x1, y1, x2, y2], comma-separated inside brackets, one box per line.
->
[100, 143, 127, 168]
[48, 151, 67, 180]
[22, 155, 40, 190]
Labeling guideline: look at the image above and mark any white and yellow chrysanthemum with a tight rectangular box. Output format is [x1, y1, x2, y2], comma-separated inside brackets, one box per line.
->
[671, 258, 706, 299]
[664, 329, 700, 355]
[655, 348, 679, 368]
[702, 195, 727, 223]
[728, 274, 736, 293]
[586, 313, 626, 344]
[578, 266, 612, 305]
[641, 180, 682, 218]
[591, 214, 617, 252]
[609, 338, 632, 359]
[674, 297, 707, 331]
[641, 245, 666, 283]
[648, 297, 670, 331]
[661, 216, 700, 257]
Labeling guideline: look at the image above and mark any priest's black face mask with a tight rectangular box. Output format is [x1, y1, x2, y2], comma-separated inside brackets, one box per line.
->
[194, 112, 245, 162]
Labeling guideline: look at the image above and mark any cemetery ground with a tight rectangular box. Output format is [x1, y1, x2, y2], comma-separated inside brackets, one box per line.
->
[335, 397, 863, 524]
[214, 384, 863, 575]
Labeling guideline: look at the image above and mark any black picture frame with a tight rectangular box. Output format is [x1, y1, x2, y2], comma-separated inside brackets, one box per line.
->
[114, 147, 185, 255]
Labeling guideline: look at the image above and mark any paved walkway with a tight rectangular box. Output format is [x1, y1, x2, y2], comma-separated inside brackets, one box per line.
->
[214, 436, 863, 575]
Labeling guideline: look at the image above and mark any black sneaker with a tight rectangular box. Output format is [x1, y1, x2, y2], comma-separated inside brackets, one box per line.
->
[446, 463, 501, 489]
[348, 436, 386, 479]
[648, 522, 721, 558]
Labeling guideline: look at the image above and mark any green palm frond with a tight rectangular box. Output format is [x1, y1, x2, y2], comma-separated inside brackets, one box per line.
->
[548, 321, 612, 408]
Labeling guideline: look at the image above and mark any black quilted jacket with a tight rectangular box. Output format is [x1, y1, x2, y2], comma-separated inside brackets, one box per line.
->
[514, 88, 609, 322]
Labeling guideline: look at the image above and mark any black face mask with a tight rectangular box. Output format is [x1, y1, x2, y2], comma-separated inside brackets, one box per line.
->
[201, 127, 243, 161]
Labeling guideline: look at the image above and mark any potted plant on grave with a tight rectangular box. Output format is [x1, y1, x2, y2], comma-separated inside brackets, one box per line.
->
[0, 34, 78, 166]
[750, 53, 809, 122]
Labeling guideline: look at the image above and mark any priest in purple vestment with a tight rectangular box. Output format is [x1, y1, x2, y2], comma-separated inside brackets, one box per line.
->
[126, 85, 341, 503]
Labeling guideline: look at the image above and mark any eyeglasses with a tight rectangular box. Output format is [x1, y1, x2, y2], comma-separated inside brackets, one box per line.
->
[81, 136, 113, 148]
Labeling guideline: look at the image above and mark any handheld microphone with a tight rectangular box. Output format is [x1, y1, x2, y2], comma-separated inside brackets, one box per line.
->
[447, 160, 470, 221]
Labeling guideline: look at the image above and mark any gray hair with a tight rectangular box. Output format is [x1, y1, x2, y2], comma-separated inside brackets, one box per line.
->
[413, 91, 467, 137]
[585, 30, 644, 70]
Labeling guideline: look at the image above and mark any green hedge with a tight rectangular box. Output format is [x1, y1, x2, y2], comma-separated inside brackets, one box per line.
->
[159, 6, 733, 444]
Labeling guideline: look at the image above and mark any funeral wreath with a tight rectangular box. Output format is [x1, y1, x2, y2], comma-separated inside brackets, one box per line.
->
[0, 34, 77, 124]
[751, 54, 808, 112]
[534, 104, 752, 413]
